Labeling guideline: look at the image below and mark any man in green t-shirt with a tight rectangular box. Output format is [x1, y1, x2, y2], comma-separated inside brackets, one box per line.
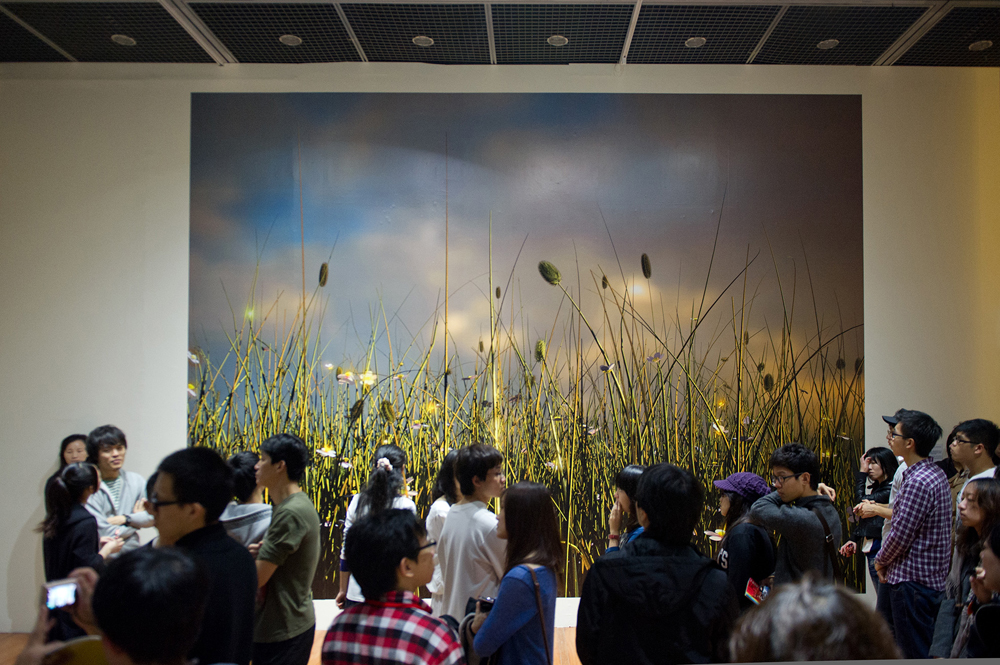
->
[251, 433, 321, 665]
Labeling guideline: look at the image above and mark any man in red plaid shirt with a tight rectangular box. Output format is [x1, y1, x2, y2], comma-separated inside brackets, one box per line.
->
[874, 409, 951, 659]
[323, 509, 465, 665]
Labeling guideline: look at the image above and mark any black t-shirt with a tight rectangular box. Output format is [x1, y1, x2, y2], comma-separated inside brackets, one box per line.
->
[716, 522, 775, 611]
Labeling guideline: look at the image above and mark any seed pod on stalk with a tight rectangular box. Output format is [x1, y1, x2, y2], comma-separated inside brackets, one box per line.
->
[319, 262, 329, 287]
[535, 339, 546, 363]
[641, 254, 652, 279]
[538, 261, 561, 286]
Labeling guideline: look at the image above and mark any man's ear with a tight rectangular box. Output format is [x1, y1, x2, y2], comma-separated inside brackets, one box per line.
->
[190, 502, 208, 523]
[471, 474, 484, 490]
[636, 506, 650, 529]
[800, 471, 811, 488]
[398, 556, 417, 580]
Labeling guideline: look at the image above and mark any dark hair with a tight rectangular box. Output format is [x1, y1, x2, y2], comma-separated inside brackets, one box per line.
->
[92, 548, 209, 665]
[956, 478, 1000, 560]
[357, 444, 407, 518]
[146, 471, 159, 501]
[156, 448, 235, 523]
[938, 428, 959, 478]
[38, 463, 100, 539]
[896, 409, 943, 457]
[86, 425, 127, 464]
[722, 492, 754, 533]
[344, 509, 426, 600]
[769, 443, 820, 490]
[615, 464, 646, 531]
[58, 434, 88, 469]
[259, 433, 310, 482]
[431, 450, 460, 504]
[455, 444, 504, 497]
[228, 451, 260, 503]
[956, 418, 1000, 461]
[990, 517, 1000, 555]
[863, 446, 899, 487]
[634, 464, 703, 546]
[502, 482, 562, 575]
[730, 574, 900, 661]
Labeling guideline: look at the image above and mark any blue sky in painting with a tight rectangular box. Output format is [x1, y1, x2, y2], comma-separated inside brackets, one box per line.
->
[189, 93, 863, 376]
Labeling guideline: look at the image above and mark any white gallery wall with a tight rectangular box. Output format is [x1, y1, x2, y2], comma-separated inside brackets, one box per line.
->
[1, 62, 999, 631]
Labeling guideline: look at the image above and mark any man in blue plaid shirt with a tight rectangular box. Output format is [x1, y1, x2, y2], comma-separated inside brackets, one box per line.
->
[874, 409, 951, 659]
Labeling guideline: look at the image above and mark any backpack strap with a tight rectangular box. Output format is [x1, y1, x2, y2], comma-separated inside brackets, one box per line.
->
[527, 567, 553, 665]
[808, 505, 843, 582]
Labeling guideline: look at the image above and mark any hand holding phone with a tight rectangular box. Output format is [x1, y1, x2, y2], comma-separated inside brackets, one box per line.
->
[477, 596, 495, 612]
[44, 579, 77, 610]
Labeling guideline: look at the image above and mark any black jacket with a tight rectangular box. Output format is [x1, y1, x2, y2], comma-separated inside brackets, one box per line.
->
[176, 523, 258, 665]
[43, 503, 105, 642]
[851, 472, 890, 542]
[716, 522, 775, 612]
[576, 535, 739, 665]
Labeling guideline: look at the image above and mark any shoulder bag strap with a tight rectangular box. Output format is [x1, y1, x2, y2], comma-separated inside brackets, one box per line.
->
[527, 567, 553, 665]
[809, 506, 844, 581]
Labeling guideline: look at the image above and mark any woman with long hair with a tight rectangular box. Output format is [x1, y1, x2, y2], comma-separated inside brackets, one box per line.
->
[929, 478, 1000, 657]
[426, 450, 460, 615]
[470, 482, 560, 665]
[840, 446, 899, 595]
[39, 462, 123, 641]
[606, 464, 645, 554]
[336, 444, 415, 609]
[58, 434, 89, 469]
[712, 472, 775, 611]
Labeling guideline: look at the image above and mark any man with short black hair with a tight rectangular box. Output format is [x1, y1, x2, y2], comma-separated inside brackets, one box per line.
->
[84, 425, 153, 554]
[749, 443, 842, 583]
[874, 409, 951, 659]
[949, 418, 999, 520]
[252, 434, 321, 665]
[153, 447, 258, 665]
[437, 444, 507, 620]
[576, 464, 738, 664]
[322, 510, 465, 665]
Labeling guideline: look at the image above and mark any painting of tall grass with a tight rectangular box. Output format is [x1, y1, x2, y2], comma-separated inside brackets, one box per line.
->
[188, 92, 865, 595]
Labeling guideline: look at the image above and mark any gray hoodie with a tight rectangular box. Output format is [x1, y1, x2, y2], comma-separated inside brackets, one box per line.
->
[85, 470, 154, 555]
[219, 501, 272, 547]
[750, 491, 842, 584]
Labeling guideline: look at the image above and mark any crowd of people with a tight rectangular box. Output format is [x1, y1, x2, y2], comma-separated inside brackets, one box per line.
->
[17, 406, 1000, 664]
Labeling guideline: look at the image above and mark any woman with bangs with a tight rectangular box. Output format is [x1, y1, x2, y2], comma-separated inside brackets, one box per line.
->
[469, 481, 560, 665]
[840, 446, 898, 594]
[929, 477, 1000, 657]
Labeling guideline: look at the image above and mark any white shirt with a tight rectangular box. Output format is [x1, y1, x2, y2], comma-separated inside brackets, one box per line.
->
[425, 497, 452, 614]
[341, 493, 417, 602]
[437, 500, 506, 619]
[882, 460, 908, 541]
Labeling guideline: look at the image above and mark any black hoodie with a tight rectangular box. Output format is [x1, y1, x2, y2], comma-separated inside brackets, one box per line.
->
[43, 502, 105, 641]
[576, 535, 739, 664]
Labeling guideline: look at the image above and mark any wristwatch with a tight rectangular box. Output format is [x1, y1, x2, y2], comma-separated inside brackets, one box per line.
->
[123, 514, 132, 528]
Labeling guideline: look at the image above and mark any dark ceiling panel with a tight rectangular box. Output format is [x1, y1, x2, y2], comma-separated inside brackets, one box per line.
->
[2, 2, 212, 62]
[342, 3, 489, 64]
[895, 7, 1000, 67]
[191, 3, 359, 63]
[755, 5, 928, 65]
[629, 4, 781, 64]
[0, 9, 69, 61]
[491, 3, 633, 64]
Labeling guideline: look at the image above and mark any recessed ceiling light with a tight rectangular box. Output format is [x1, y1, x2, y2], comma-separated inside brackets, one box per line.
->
[816, 39, 840, 50]
[547, 35, 569, 47]
[110, 34, 136, 46]
[969, 40, 994, 52]
[684, 37, 707, 48]
[279, 34, 303, 46]
[412, 35, 434, 47]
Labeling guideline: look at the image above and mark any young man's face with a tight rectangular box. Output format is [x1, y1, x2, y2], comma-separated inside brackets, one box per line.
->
[888, 423, 910, 458]
[949, 431, 981, 468]
[150, 472, 201, 547]
[771, 465, 807, 503]
[410, 535, 436, 588]
[477, 463, 506, 499]
[97, 444, 127, 477]
[255, 452, 283, 489]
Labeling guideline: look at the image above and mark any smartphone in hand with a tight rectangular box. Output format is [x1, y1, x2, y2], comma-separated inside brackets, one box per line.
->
[44, 578, 78, 610]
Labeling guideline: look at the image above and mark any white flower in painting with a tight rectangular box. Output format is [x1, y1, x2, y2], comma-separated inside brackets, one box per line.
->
[711, 423, 728, 436]
[187, 351, 200, 365]
[339, 461, 352, 469]
[187, 383, 197, 397]
[359, 371, 376, 388]
[323, 363, 335, 371]
[316, 448, 338, 458]
[337, 372, 356, 385]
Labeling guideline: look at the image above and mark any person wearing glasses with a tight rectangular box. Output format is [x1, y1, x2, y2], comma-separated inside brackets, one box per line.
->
[748, 443, 842, 585]
[150, 447, 258, 665]
[322, 509, 464, 665]
[873, 409, 951, 659]
[948, 419, 999, 522]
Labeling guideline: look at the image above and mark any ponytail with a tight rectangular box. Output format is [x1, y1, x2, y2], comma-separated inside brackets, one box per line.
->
[356, 444, 407, 518]
[38, 463, 99, 539]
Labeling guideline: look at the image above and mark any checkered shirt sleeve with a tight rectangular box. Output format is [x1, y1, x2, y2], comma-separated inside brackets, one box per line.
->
[321, 592, 466, 665]
[874, 458, 952, 591]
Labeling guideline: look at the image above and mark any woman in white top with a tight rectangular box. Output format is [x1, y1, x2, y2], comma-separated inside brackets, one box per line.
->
[426, 450, 460, 615]
[336, 444, 416, 608]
